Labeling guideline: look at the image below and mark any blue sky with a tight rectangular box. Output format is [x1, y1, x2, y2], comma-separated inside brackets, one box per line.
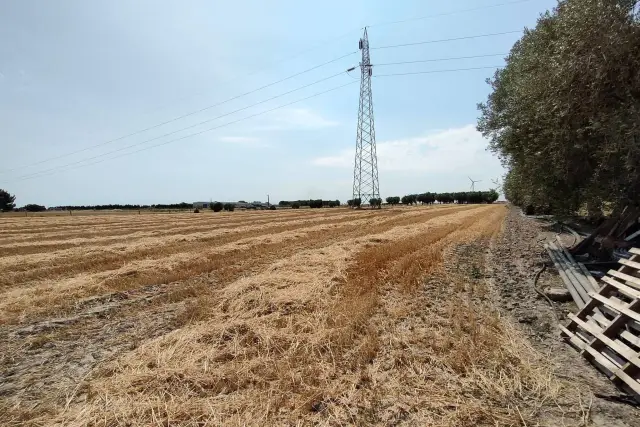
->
[1, 0, 556, 206]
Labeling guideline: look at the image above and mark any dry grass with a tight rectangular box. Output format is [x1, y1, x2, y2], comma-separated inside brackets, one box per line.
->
[0, 205, 582, 426]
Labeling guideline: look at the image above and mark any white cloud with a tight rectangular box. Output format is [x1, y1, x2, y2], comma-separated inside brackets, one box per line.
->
[313, 125, 496, 173]
[260, 108, 339, 130]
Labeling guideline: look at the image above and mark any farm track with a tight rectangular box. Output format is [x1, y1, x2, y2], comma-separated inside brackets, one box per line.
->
[3, 205, 577, 427]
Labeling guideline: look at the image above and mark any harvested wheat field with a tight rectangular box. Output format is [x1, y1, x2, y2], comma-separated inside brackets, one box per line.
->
[1, 205, 602, 426]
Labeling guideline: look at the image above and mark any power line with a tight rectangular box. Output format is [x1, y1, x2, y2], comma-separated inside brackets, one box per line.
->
[373, 53, 508, 67]
[8, 81, 358, 183]
[0, 51, 356, 175]
[369, 0, 536, 27]
[10, 69, 355, 181]
[374, 65, 504, 77]
[371, 30, 521, 50]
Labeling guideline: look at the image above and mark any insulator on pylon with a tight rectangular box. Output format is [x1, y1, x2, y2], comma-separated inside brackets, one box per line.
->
[369, 68, 372, 76]
[359, 39, 363, 50]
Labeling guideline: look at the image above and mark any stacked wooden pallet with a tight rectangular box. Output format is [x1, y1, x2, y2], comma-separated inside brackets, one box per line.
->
[544, 237, 598, 308]
[560, 247, 640, 400]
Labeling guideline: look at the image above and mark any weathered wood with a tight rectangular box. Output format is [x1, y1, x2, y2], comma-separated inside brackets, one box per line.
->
[630, 247, 640, 255]
[621, 330, 640, 348]
[608, 270, 640, 290]
[619, 258, 640, 271]
[545, 243, 587, 308]
[601, 276, 640, 300]
[578, 262, 600, 292]
[626, 231, 640, 242]
[590, 293, 640, 324]
[556, 237, 599, 293]
[569, 314, 639, 365]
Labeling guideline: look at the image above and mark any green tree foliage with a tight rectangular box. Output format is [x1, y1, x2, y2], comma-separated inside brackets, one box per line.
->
[269, 205, 277, 210]
[369, 198, 382, 208]
[291, 202, 300, 209]
[23, 204, 47, 212]
[309, 199, 324, 208]
[223, 203, 235, 212]
[211, 202, 223, 212]
[51, 202, 191, 210]
[347, 199, 354, 207]
[401, 194, 418, 205]
[353, 198, 362, 208]
[385, 196, 400, 205]
[401, 191, 499, 205]
[328, 201, 337, 208]
[0, 189, 16, 212]
[477, 0, 640, 214]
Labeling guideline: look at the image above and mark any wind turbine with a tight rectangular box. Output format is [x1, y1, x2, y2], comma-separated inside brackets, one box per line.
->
[468, 176, 481, 191]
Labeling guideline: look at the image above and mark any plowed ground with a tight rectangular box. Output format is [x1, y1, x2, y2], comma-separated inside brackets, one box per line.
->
[0, 206, 585, 426]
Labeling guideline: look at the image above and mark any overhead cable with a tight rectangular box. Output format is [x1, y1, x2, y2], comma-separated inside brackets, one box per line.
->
[8, 81, 357, 183]
[371, 30, 521, 50]
[0, 52, 356, 174]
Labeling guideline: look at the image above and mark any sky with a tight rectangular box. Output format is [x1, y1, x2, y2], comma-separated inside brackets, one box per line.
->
[0, 0, 557, 206]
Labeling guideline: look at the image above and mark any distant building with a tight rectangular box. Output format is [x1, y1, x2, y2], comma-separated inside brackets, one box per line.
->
[193, 201, 210, 209]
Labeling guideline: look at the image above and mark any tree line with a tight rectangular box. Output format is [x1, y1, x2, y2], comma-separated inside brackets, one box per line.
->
[387, 191, 499, 205]
[51, 202, 193, 210]
[478, 0, 640, 216]
[278, 200, 341, 208]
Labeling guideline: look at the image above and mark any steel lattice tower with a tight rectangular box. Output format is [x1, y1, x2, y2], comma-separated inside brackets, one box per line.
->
[352, 27, 380, 207]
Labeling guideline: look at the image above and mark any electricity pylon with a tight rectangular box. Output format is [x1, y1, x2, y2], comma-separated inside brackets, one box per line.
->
[352, 27, 380, 207]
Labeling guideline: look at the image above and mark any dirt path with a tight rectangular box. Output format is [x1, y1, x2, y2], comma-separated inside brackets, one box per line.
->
[487, 207, 640, 427]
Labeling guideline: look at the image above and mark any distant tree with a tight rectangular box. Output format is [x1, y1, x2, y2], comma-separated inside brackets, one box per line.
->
[386, 196, 401, 205]
[401, 195, 417, 205]
[0, 189, 16, 212]
[291, 202, 301, 209]
[269, 205, 277, 210]
[23, 204, 46, 212]
[334, 200, 340, 207]
[369, 198, 382, 208]
[193, 208, 200, 213]
[484, 189, 500, 204]
[347, 199, 354, 207]
[223, 203, 235, 212]
[211, 202, 223, 212]
[328, 201, 337, 208]
[353, 198, 362, 208]
[238, 200, 246, 203]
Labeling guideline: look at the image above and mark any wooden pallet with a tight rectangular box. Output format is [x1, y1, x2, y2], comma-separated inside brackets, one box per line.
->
[560, 247, 640, 400]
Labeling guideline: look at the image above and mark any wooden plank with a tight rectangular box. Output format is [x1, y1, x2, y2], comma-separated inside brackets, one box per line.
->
[608, 270, 640, 290]
[621, 330, 640, 348]
[590, 312, 611, 327]
[560, 325, 592, 350]
[630, 247, 640, 255]
[590, 293, 640, 324]
[578, 262, 600, 292]
[556, 237, 599, 293]
[602, 276, 640, 300]
[619, 258, 640, 271]
[552, 240, 595, 298]
[626, 231, 640, 242]
[562, 327, 640, 397]
[545, 244, 587, 308]
[569, 314, 640, 365]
